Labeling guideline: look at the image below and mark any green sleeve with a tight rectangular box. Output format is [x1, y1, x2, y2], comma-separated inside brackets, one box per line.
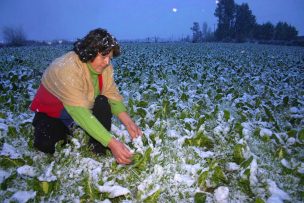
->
[108, 99, 127, 116]
[64, 105, 113, 147]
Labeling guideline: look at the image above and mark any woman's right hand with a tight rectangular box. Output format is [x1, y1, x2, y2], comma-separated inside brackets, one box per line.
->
[108, 138, 133, 165]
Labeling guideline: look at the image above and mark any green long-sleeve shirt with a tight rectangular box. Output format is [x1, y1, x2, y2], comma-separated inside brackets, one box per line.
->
[64, 63, 126, 146]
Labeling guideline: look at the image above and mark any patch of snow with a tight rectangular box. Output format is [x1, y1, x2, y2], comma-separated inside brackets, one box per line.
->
[100, 199, 111, 203]
[153, 164, 164, 177]
[38, 161, 57, 182]
[97, 185, 130, 198]
[0, 169, 11, 184]
[174, 174, 195, 186]
[214, 123, 230, 136]
[167, 129, 180, 138]
[71, 138, 81, 149]
[17, 165, 37, 178]
[266, 179, 291, 203]
[286, 137, 296, 146]
[132, 136, 145, 154]
[10, 191, 36, 203]
[0, 123, 8, 131]
[183, 163, 201, 175]
[297, 163, 304, 174]
[193, 147, 214, 158]
[214, 186, 229, 203]
[250, 159, 258, 186]
[289, 107, 299, 114]
[80, 158, 103, 181]
[0, 143, 22, 159]
[280, 159, 291, 169]
[226, 162, 240, 171]
[260, 128, 273, 137]
[111, 124, 131, 143]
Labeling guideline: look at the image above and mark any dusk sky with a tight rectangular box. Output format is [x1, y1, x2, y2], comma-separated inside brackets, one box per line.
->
[0, 0, 303, 41]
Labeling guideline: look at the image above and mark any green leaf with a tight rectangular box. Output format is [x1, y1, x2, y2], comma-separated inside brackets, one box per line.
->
[194, 192, 206, 203]
[255, 197, 265, 203]
[275, 147, 287, 159]
[137, 101, 149, 108]
[215, 93, 223, 101]
[253, 128, 260, 137]
[198, 171, 209, 188]
[1, 172, 17, 190]
[143, 189, 161, 203]
[234, 122, 243, 136]
[7, 126, 17, 137]
[298, 129, 304, 143]
[233, 144, 245, 164]
[240, 156, 253, 169]
[239, 169, 254, 197]
[183, 131, 214, 149]
[132, 147, 152, 171]
[224, 110, 230, 121]
[181, 93, 189, 102]
[0, 156, 26, 169]
[283, 96, 289, 106]
[81, 174, 100, 201]
[137, 108, 147, 118]
[211, 166, 228, 186]
[40, 181, 50, 194]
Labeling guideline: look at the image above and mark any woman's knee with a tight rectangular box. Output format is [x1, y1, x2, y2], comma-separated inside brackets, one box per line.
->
[94, 95, 110, 108]
[92, 95, 112, 131]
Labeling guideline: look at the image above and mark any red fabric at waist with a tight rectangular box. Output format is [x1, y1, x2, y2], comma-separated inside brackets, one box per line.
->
[30, 84, 64, 118]
[30, 74, 103, 118]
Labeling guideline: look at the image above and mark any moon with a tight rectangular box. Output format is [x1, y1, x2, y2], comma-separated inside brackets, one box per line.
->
[172, 8, 178, 13]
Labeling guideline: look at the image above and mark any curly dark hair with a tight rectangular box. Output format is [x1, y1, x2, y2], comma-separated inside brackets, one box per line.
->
[73, 28, 121, 62]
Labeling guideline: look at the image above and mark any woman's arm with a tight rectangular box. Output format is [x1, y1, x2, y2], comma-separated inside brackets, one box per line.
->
[65, 105, 113, 146]
[65, 105, 133, 164]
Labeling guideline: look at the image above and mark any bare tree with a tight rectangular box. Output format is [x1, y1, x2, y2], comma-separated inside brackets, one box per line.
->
[2, 26, 27, 46]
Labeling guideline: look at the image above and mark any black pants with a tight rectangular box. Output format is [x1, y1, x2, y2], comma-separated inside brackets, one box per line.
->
[32, 95, 112, 154]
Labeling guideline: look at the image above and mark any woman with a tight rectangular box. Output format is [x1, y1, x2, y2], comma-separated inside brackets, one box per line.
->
[30, 28, 142, 165]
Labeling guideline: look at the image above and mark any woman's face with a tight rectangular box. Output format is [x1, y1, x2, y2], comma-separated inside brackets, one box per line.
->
[91, 51, 113, 73]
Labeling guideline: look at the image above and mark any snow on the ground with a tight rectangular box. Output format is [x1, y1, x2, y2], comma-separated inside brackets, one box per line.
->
[97, 184, 130, 198]
[0, 143, 22, 159]
[214, 186, 229, 203]
[17, 165, 37, 178]
[8, 191, 36, 203]
[38, 161, 57, 182]
[0, 169, 11, 184]
[266, 179, 291, 203]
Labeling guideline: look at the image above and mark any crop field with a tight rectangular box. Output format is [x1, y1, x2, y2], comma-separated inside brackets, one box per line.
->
[0, 42, 303, 202]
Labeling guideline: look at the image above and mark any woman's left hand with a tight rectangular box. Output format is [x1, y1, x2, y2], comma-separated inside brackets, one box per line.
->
[126, 121, 142, 140]
[118, 112, 143, 140]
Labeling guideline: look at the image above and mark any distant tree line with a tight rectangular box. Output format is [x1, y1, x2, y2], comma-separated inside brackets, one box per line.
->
[1, 26, 73, 47]
[2, 26, 27, 46]
[215, 0, 298, 42]
[191, 0, 301, 45]
[190, 22, 215, 43]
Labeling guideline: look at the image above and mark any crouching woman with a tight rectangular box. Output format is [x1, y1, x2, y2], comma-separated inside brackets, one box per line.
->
[30, 28, 142, 165]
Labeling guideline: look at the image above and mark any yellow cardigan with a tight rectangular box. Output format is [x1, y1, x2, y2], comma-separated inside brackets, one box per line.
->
[41, 51, 123, 109]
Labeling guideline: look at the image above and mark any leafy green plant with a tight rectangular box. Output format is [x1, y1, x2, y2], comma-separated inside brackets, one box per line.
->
[233, 144, 245, 164]
[132, 147, 152, 171]
[183, 131, 214, 150]
[194, 192, 206, 203]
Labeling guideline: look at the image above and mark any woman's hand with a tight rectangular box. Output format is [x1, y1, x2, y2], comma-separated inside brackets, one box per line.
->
[126, 121, 142, 140]
[108, 138, 133, 165]
[118, 112, 143, 140]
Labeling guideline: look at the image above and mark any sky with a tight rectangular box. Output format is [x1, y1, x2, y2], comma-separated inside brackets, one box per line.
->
[0, 0, 303, 41]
